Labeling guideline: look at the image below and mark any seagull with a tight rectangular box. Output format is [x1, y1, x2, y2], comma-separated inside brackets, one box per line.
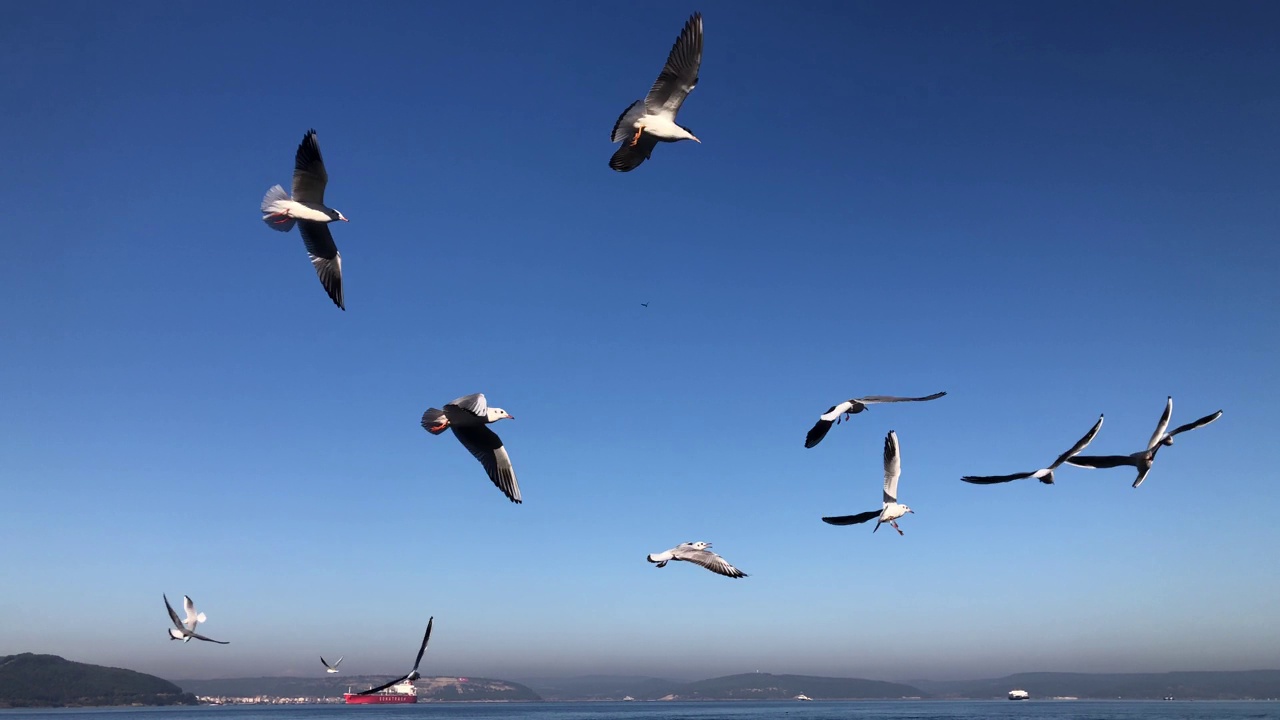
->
[609, 13, 703, 172]
[647, 541, 746, 578]
[163, 594, 229, 644]
[421, 393, 520, 503]
[805, 392, 947, 448]
[822, 430, 914, 535]
[261, 129, 348, 310]
[356, 618, 433, 696]
[640, 302, 650, 307]
[961, 414, 1104, 485]
[1068, 397, 1222, 488]
[321, 656, 343, 673]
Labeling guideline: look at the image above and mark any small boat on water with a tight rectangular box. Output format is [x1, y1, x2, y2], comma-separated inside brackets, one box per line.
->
[344, 680, 417, 704]
[1008, 689, 1029, 700]
[795, 693, 813, 701]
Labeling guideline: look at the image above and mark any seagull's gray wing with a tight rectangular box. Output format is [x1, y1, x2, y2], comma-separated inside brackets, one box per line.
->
[163, 594, 184, 630]
[409, 618, 433, 676]
[297, 221, 344, 310]
[673, 546, 746, 578]
[645, 13, 702, 116]
[883, 431, 901, 504]
[292, 129, 328, 205]
[609, 133, 660, 172]
[188, 631, 230, 644]
[1148, 396, 1173, 450]
[960, 471, 1037, 485]
[856, 391, 948, 405]
[1049, 414, 1105, 469]
[1068, 454, 1138, 469]
[358, 673, 412, 695]
[321, 657, 334, 671]
[1166, 410, 1223, 438]
[822, 510, 881, 525]
[446, 393, 489, 416]
[451, 424, 521, 503]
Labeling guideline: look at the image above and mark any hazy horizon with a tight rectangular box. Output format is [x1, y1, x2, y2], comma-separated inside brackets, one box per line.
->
[2, 0, 1277, 690]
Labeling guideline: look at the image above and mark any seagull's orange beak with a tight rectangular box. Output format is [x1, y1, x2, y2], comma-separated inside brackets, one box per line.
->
[691, 135, 701, 143]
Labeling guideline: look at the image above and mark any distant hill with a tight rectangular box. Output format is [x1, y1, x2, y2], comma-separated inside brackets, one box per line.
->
[0, 654, 198, 708]
[911, 670, 1280, 700]
[521, 672, 925, 700]
[176, 674, 541, 701]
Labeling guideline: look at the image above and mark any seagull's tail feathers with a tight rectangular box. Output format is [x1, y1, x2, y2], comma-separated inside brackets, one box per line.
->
[261, 185, 296, 232]
[611, 100, 645, 143]
[421, 408, 449, 435]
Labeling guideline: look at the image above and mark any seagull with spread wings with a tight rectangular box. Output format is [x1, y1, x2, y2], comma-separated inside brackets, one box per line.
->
[805, 392, 947, 448]
[356, 619, 433, 696]
[609, 13, 703, 172]
[822, 430, 915, 535]
[422, 393, 520, 503]
[1068, 397, 1222, 488]
[321, 656, 343, 673]
[647, 541, 747, 578]
[261, 129, 348, 310]
[962, 415, 1104, 485]
[163, 594, 229, 644]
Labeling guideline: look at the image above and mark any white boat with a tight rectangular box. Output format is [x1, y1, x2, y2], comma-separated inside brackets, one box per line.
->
[1008, 689, 1029, 700]
[795, 694, 813, 701]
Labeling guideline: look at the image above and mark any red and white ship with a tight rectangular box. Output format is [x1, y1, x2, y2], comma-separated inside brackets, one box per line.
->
[344, 680, 417, 704]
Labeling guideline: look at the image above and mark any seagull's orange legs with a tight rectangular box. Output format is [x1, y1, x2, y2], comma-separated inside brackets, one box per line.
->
[630, 127, 643, 147]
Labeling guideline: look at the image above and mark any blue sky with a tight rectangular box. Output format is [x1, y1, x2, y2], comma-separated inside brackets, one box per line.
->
[1, 0, 1277, 684]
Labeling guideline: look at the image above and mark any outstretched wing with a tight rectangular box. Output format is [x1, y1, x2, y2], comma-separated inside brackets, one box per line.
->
[645, 13, 702, 116]
[410, 618, 433, 674]
[822, 510, 881, 525]
[1067, 454, 1137, 469]
[1049, 414, 1105, 469]
[609, 133, 660, 172]
[883, 431, 901, 504]
[163, 594, 184, 630]
[446, 393, 488, 417]
[292, 129, 329, 205]
[1148, 396, 1173, 450]
[189, 631, 230, 645]
[960, 471, 1036, 485]
[297, 221, 344, 310]
[358, 672, 412, 696]
[451, 425, 521, 503]
[856, 391, 947, 405]
[1166, 410, 1223, 439]
[673, 546, 746, 578]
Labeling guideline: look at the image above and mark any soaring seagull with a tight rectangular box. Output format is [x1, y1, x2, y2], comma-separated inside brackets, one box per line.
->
[805, 392, 947, 448]
[422, 393, 520, 503]
[962, 414, 1105, 485]
[609, 13, 703, 172]
[647, 541, 746, 578]
[321, 656, 343, 673]
[261, 129, 348, 310]
[822, 430, 914, 535]
[163, 594, 229, 644]
[356, 618, 433, 695]
[1068, 397, 1222, 488]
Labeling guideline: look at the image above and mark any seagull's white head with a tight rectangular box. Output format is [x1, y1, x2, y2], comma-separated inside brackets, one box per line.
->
[900, 505, 914, 515]
[328, 208, 349, 223]
[688, 541, 711, 550]
[485, 407, 513, 423]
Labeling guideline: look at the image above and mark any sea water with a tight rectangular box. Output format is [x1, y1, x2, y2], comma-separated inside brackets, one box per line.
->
[1, 701, 1278, 720]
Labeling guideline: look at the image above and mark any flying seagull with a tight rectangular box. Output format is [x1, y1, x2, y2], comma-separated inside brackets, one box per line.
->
[1068, 397, 1222, 488]
[261, 129, 348, 310]
[647, 541, 746, 578]
[609, 13, 703, 172]
[163, 594, 229, 644]
[422, 393, 520, 503]
[640, 302, 650, 307]
[321, 656, 343, 673]
[357, 618, 433, 695]
[822, 430, 914, 535]
[961, 414, 1104, 485]
[805, 392, 947, 448]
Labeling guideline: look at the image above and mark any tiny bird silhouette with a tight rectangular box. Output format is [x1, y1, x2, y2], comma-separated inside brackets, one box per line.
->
[640, 302, 650, 307]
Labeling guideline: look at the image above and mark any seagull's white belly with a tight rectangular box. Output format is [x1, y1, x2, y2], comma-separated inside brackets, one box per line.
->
[639, 114, 685, 140]
[881, 504, 908, 521]
[267, 199, 333, 223]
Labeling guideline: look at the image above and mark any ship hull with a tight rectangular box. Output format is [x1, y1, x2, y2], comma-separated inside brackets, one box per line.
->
[344, 693, 416, 704]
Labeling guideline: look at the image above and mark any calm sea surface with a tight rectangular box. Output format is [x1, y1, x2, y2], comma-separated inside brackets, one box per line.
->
[2, 701, 1279, 720]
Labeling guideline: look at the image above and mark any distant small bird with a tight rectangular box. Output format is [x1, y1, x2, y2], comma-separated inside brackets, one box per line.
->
[609, 13, 703, 172]
[1068, 397, 1222, 488]
[321, 656, 343, 673]
[647, 541, 747, 578]
[261, 129, 348, 310]
[421, 393, 520, 503]
[164, 594, 229, 644]
[822, 430, 914, 535]
[356, 618, 433, 695]
[962, 414, 1104, 485]
[640, 302, 650, 307]
[805, 392, 947, 448]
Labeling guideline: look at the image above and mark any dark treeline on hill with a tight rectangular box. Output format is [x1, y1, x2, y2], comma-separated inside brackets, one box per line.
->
[0, 654, 198, 708]
[911, 670, 1280, 700]
[175, 674, 541, 701]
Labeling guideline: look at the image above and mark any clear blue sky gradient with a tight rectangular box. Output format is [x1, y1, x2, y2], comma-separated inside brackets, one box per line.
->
[2, 0, 1277, 684]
